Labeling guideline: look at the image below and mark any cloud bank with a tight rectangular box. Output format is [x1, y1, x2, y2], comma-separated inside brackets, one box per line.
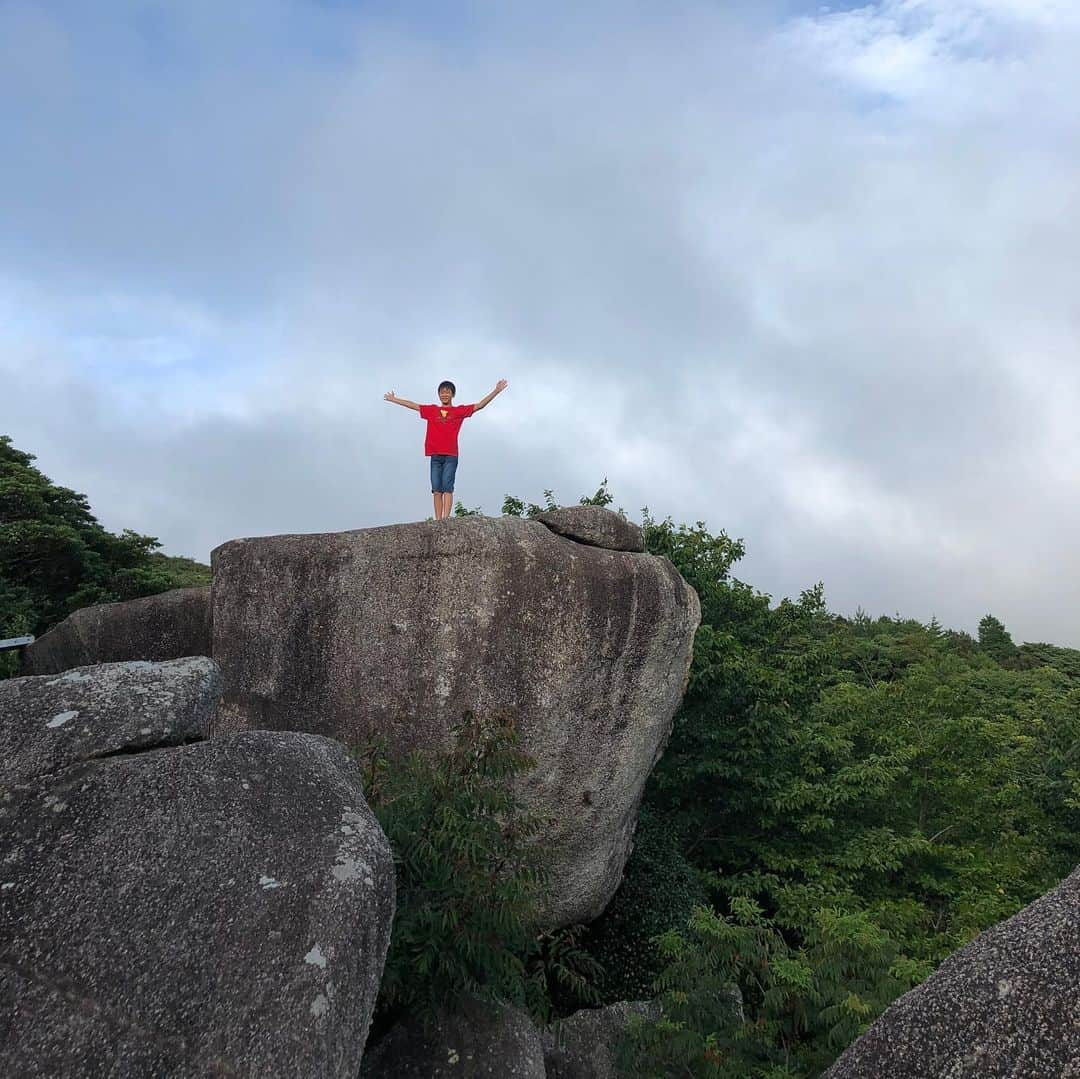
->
[2, 0, 1078, 644]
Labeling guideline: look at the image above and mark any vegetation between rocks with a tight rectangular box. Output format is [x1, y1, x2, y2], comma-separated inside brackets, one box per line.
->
[354, 712, 602, 1038]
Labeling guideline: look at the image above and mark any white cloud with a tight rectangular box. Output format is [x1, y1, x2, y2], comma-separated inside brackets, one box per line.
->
[2, 1, 1080, 644]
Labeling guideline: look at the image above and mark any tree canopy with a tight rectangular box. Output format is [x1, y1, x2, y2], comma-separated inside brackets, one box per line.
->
[506, 485, 1080, 1075]
[0, 434, 209, 676]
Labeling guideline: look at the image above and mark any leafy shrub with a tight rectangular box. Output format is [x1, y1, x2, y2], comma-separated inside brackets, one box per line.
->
[584, 805, 707, 1002]
[618, 901, 917, 1078]
[501, 477, 615, 518]
[355, 713, 602, 1029]
[501, 489, 559, 518]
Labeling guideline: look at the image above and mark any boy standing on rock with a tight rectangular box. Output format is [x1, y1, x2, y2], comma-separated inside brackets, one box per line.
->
[384, 379, 508, 519]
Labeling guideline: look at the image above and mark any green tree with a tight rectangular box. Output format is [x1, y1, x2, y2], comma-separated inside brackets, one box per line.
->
[0, 435, 209, 677]
[575, 495, 1080, 1074]
[978, 614, 1020, 666]
[620, 901, 917, 1078]
[584, 805, 708, 1001]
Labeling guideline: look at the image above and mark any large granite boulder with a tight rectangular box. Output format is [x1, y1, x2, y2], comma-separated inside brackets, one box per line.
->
[0, 656, 218, 785]
[824, 866, 1080, 1078]
[211, 514, 700, 927]
[21, 585, 211, 675]
[0, 660, 395, 1078]
[361, 997, 547, 1077]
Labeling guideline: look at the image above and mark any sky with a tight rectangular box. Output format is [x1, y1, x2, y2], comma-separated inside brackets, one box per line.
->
[3, 0, 1079, 646]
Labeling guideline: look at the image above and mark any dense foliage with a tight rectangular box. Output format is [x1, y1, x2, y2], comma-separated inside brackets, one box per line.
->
[581, 804, 708, 1001]
[0, 435, 208, 676]
[505, 483, 1080, 1075]
[640, 515, 1080, 947]
[355, 713, 602, 1034]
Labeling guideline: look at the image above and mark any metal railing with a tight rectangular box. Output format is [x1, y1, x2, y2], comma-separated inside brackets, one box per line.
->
[0, 635, 35, 653]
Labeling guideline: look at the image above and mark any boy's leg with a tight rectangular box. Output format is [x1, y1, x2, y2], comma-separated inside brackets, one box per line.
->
[430, 456, 444, 519]
[441, 457, 457, 519]
[428, 456, 457, 519]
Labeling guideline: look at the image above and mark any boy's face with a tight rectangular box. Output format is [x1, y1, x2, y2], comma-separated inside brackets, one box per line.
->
[438, 386, 454, 405]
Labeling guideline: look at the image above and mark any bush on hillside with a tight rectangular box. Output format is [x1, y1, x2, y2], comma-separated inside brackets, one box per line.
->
[354, 713, 602, 1032]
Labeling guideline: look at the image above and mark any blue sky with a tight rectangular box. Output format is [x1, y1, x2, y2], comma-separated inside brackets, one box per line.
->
[3, 0, 1080, 645]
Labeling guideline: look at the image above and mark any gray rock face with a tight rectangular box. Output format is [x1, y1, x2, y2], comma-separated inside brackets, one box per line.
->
[543, 1000, 661, 1079]
[824, 866, 1080, 1078]
[362, 998, 660, 1078]
[22, 586, 211, 675]
[211, 516, 700, 927]
[0, 660, 396, 1078]
[362, 998, 547, 1078]
[536, 507, 645, 552]
[0, 656, 219, 786]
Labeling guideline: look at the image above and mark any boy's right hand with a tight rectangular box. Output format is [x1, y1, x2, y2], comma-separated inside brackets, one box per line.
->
[383, 391, 396, 402]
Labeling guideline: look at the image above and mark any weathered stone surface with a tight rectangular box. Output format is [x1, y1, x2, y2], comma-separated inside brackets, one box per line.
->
[543, 1000, 661, 1079]
[361, 997, 547, 1078]
[211, 516, 700, 927]
[0, 729, 395, 1078]
[0, 656, 219, 786]
[536, 506, 644, 552]
[21, 586, 211, 676]
[824, 865, 1080, 1078]
[0, 964, 185, 1077]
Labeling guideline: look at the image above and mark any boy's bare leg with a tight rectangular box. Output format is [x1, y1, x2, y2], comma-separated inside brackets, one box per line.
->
[433, 492, 443, 519]
[441, 492, 453, 518]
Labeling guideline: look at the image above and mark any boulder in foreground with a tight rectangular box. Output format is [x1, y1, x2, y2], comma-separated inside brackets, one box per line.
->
[0, 655, 218, 786]
[0, 658, 395, 1079]
[824, 865, 1080, 1078]
[361, 997, 547, 1078]
[543, 1000, 661, 1078]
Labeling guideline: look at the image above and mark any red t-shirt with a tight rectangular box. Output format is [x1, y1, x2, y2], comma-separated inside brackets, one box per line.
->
[419, 403, 476, 456]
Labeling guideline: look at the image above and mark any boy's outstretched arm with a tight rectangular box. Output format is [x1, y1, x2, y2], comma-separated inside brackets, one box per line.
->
[384, 391, 421, 411]
[473, 379, 509, 412]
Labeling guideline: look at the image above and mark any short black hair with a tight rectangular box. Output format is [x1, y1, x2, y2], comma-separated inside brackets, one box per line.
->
[437, 380, 456, 396]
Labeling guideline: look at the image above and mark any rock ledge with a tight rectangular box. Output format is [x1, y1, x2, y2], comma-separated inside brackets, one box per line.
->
[535, 506, 645, 552]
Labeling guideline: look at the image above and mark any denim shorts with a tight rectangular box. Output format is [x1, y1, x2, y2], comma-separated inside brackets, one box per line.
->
[430, 454, 459, 493]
